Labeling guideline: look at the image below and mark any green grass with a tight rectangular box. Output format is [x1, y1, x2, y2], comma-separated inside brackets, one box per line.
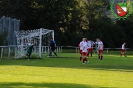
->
[0, 53, 133, 88]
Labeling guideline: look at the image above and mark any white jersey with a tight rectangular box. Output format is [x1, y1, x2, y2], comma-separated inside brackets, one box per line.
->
[98, 41, 103, 50]
[122, 44, 125, 50]
[91, 41, 94, 48]
[87, 41, 91, 48]
[82, 41, 88, 52]
[79, 41, 84, 50]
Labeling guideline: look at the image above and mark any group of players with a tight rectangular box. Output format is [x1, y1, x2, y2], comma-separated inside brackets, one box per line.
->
[78, 38, 104, 64]
[78, 38, 127, 64]
[25, 38, 126, 61]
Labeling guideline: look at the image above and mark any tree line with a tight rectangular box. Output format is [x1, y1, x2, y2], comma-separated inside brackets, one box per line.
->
[0, 0, 133, 48]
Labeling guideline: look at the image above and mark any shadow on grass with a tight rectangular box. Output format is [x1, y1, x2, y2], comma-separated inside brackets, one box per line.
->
[0, 82, 115, 88]
[0, 54, 133, 72]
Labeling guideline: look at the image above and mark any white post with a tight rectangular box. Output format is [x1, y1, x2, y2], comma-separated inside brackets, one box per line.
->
[20, 38, 23, 57]
[42, 46, 43, 53]
[76, 47, 77, 53]
[45, 46, 46, 54]
[48, 46, 50, 54]
[107, 48, 108, 54]
[52, 30, 54, 40]
[1, 47, 3, 58]
[14, 46, 17, 58]
[8, 47, 10, 57]
[61, 46, 62, 52]
[58, 47, 60, 52]
[39, 28, 42, 58]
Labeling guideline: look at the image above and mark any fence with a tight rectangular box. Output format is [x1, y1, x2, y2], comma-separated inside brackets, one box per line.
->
[0, 16, 20, 45]
[0, 46, 133, 58]
[0, 46, 63, 58]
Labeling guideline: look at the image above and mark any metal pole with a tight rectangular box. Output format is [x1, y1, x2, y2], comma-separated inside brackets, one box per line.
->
[1, 47, 3, 58]
[107, 49, 108, 54]
[8, 47, 10, 57]
[39, 28, 42, 58]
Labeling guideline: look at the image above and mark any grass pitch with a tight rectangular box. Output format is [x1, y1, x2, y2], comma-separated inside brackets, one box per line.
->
[0, 53, 133, 88]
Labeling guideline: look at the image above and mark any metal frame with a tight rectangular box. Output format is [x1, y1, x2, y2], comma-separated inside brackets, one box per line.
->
[14, 28, 54, 58]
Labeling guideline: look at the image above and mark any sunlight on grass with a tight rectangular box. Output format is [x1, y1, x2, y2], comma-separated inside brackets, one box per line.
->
[0, 53, 133, 88]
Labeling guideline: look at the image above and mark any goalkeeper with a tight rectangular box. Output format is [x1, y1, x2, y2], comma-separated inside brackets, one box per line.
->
[26, 40, 34, 60]
[95, 38, 99, 55]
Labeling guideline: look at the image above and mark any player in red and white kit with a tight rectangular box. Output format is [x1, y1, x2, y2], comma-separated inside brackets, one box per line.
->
[82, 38, 88, 64]
[79, 39, 84, 61]
[98, 38, 104, 60]
[121, 42, 126, 57]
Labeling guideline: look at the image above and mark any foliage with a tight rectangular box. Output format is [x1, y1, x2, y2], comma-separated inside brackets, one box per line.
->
[0, 0, 133, 48]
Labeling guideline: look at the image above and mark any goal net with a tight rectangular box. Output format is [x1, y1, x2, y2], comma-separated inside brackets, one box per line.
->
[14, 28, 54, 59]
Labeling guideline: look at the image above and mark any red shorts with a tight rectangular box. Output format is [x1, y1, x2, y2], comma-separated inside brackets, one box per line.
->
[99, 50, 103, 53]
[80, 50, 82, 54]
[121, 49, 125, 52]
[87, 48, 92, 52]
[82, 52, 87, 56]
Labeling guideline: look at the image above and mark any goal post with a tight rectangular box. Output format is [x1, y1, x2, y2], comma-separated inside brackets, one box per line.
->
[14, 28, 54, 59]
[39, 28, 42, 58]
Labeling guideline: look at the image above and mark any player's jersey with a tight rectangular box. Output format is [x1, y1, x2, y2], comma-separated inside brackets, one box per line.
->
[122, 44, 125, 50]
[95, 42, 98, 50]
[26, 43, 34, 53]
[79, 41, 84, 50]
[98, 41, 103, 50]
[95, 42, 98, 47]
[91, 41, 94, 48]
[50, 40, 56, 48]
[82, 41, 88, 52]
[87, 41, 91, 48]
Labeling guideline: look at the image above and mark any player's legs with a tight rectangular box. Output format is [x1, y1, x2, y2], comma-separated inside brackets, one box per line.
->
[82, 52, 88, 64]
[100, 52, 103, 60]
[121, 50, 126, 57]
[80, 50, 82, 61]
[48, 48, 53, 56]
[90, 48, 93, 57]
[52, 48, 58, 57]
[26, 52, 31, 60]
[99, 50, 103, 60]
[87, 48, 91, 57]
[28, 52, 32, 59]
[95, 47, 97, 54]
[98, 50, 100, 59]
[124, 51, 126, 57]
[121, 50, 124, 56]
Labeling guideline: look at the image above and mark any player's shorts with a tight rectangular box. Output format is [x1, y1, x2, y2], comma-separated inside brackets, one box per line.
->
[26, 51, 32, 56]
[121, 49, 125, 52]
[99, 50, 103, 53]
[80, 50, 82, 54]
[82, 52, 87, 56]
[87, 48, 92, 52]
[50, 47, 55, 51]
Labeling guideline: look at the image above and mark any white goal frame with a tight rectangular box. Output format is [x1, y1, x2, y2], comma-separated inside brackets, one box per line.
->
[15, 28, 54, 58]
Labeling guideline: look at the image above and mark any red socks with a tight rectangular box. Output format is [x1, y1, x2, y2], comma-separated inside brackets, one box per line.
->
[99, 56, 100, 59]
[101, 56, 103, 60]
[80, 57, 82, 61]
[99, 56, 103, 60]
[83, 58, 87, 63]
